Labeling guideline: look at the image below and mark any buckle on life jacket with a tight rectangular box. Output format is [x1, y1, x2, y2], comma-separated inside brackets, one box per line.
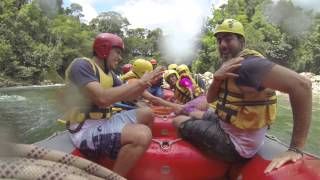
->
[216, 103, 237, 123]
[67, 107, 113, 134]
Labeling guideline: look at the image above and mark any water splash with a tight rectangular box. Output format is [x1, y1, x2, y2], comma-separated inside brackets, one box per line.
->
[0, 95, 27, 102]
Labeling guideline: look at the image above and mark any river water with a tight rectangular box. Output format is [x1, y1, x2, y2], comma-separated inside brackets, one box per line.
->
[0, 86, 319, 156]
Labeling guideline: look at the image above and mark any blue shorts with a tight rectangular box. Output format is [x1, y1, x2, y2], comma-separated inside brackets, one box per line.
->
[69, 109, 137, 159]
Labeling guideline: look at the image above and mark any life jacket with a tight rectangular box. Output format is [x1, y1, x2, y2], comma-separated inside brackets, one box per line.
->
[209, 101, 218, 110]
[121, 70, 139, 82]
[174, 74, 204, 104]
[215, 50, 277, 130]
[63, 58, 115, 133]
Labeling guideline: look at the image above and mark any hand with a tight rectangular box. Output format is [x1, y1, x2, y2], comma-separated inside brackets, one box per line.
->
[172, 104, 184, 114]
[140, 66, 165, 86]
[213, 57, 244, 81]
[189, 111, 205, 119]
[264, 150, 303, 174]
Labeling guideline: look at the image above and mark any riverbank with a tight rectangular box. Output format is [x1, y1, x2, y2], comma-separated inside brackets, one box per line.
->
[2, 72, 320, 93]
[0, 72, 63, 88]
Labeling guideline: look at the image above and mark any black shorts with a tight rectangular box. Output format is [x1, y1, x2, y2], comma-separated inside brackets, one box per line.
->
[178, 110, 247, 163]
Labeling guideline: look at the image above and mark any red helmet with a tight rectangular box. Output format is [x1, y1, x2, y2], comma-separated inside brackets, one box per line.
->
[93, 33, 124, 60]
[121, 64, 132, 74]
[150, 59, 157, 65]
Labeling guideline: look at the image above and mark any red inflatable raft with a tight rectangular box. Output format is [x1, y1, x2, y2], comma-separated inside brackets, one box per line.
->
[35, 106, 320, 180]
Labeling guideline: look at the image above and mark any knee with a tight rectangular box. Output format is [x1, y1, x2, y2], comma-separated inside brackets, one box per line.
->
[173, 115, 189, 128]
[137, 107, 154, 123]
[131, 125, 152, 147]
[172, 118, 180, 128]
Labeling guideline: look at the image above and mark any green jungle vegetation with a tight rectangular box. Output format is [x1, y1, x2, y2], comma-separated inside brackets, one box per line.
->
[0, 0, 319, 86]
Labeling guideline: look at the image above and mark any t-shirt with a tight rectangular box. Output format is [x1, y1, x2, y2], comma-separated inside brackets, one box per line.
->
[69, 59, 122, 88]
[220, 56, 275, 158]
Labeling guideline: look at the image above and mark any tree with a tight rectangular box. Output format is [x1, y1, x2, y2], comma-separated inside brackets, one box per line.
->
[89, 11, 129, 36]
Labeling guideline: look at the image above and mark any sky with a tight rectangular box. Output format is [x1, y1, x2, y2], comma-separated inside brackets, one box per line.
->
[63, 0, 226, 28]
[62, 0, 319, 63]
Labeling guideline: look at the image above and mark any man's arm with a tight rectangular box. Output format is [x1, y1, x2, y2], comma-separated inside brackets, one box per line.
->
[82, 69, 164, 107]
[207, 77, 223, 103]
[261, 64, 312, 173]
[83, 79, 149, 107]
[142, 90, 184, 111]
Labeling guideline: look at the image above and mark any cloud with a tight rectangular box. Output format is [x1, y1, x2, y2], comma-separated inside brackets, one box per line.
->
[113, 0, 224, 63]
[65, 0, 226, 63]
[68, 0, 98, 23]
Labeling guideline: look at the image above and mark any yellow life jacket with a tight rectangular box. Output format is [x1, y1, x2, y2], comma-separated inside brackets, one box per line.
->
[238, 49, 264, 58]
[121, 70, 139, 82]
[209, 101, 218, 110]
[215, 52, 277, 130]
[63, 57, 114, 127]
[174, 74, 204, 104]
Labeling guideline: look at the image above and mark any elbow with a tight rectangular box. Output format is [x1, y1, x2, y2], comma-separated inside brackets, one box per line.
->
[300, 76, 312, 92]
[289, 76, 312, 95]
[95, 97, 112, 107]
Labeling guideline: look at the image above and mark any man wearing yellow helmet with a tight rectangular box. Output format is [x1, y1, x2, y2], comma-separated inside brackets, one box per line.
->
[168, 63, 178, 71]
[148, 59, 165, 98]
[121, 59, 153, 81]
[173, 19, 312, 173]
[122, 59, 184, 112]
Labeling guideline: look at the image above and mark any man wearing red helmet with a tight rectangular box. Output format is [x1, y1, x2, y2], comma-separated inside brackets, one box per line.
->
[147, 58, 165, 98]
[63, 33, 163, 176]
[150, 58, 157, 69]
[121, 63, 132, 74]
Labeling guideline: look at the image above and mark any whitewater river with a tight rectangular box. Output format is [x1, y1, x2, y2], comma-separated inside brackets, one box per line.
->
[0, 85, 319, 156]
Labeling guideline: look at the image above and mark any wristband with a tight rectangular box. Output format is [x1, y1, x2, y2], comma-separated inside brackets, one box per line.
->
[288, 147, 304, 157]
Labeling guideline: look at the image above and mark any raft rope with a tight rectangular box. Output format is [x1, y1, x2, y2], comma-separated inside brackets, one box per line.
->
[0, 143, 126, 180]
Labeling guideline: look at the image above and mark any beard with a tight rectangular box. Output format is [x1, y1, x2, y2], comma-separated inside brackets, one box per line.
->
[219, 44, 243, 62]
[220, 49, 242, 61]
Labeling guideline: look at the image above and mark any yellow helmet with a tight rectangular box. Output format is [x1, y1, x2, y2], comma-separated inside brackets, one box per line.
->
[164, 70, 179, 82]
[168, 64, 178, 70]
[176, 64, 190, 75]
[132, 59, 153, 78]
[214, 19, 245, 38]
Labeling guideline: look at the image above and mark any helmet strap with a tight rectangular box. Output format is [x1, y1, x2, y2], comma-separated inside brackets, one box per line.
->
[103, 59, 109, 74]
